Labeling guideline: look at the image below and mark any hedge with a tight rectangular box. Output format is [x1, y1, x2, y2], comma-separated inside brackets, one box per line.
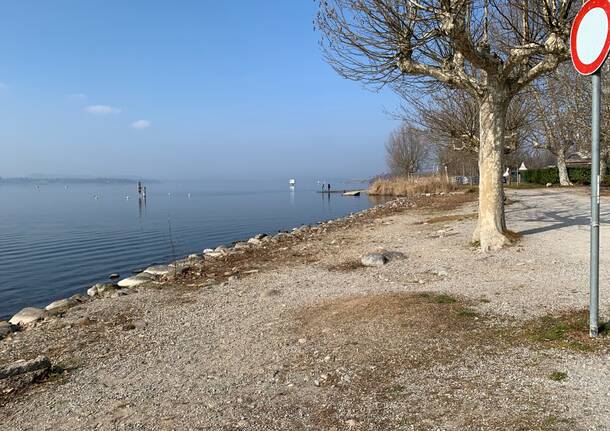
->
[521, 166, 610, 185]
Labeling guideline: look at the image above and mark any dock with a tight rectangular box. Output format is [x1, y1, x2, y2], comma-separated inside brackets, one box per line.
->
[316, 189, 364, 196]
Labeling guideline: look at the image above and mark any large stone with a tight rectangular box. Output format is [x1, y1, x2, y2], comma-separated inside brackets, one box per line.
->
[361, 253, 388, 267]
[144, 264, 172, 276]
[233, 242, 249, 250]
[204, 251, 224, 258]
[87, 283, 119, 297]
[9, 307, 47, 326]
[45, 298, 79, 312]
[118, 273, 154, 288]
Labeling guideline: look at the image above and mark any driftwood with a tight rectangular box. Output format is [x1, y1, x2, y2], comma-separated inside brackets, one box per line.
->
[0, 355, 51, 380]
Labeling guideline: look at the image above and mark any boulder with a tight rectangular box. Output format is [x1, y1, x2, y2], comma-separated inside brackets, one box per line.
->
[45, 298, 79, 312]
[361, 253, 388, 267]
[118, 273, 154, 288]
[87, 283, 119, 297]
[188, 253, 201, 260]
[203, 248, 215, 254]
[204, 251, 224, 258]
[215, 245, 229, 252]
[233, 242, 249, 250]
[248, 237, 262, 245]
[144, 264, 172, 276]
[9, 307, 47, 326]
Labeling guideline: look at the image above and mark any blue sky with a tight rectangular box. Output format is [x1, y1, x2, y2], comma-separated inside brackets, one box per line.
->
[0, 1, 401, 180]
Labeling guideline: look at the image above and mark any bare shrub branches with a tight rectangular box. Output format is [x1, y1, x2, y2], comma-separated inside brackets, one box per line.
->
[386, 124, 429, 175]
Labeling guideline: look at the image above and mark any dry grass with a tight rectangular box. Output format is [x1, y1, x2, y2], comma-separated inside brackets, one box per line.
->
[286, 292, 578, 429]
[368, 175, 457, 197]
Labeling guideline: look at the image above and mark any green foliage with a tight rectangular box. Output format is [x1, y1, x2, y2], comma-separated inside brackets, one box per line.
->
[520, 168, 559, 185]
[521, 166, 609, 185]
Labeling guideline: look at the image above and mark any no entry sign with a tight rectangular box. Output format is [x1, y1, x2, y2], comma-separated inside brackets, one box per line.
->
[571, 0, 610, 75]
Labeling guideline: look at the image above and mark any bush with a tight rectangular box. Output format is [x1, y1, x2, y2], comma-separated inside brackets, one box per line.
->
[520, 168, 559, 185]
[521, 166, 607, 185]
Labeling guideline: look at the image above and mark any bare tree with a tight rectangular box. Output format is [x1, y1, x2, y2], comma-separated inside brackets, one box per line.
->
[386, 124, 428, 176]
[415, 88, 535, 161]
[317, 0, 576, 250]
[531, 64, 589, 186]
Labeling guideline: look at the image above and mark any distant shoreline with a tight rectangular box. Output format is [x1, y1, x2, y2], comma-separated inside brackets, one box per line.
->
[0, 177, 152, 185]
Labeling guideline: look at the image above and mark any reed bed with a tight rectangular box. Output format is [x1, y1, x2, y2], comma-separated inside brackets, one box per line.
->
[368, 175, 457, 197]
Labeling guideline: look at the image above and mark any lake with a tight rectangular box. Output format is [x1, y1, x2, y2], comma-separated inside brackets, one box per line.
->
[0, 179, 383, 319]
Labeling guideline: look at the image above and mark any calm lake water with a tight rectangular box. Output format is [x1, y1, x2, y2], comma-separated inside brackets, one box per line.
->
[0, 179, 383, 319]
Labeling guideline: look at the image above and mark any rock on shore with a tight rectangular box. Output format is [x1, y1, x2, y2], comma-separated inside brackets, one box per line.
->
[9, 308, 47, 326]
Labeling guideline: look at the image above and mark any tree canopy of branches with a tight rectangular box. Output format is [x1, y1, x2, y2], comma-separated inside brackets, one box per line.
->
[531, 64, 588, 185]
[415, 88, 535, 154]
[317, 0, 577, 250]
[386, 123, 428, 176]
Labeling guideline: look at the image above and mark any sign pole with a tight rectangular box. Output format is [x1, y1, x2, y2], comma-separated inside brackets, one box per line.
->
[590, 69, 601, 338]
[571, 0, 610, 337]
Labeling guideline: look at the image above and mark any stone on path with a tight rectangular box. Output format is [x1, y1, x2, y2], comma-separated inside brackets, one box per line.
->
[9, 307, 47, 326]
[361, 253, 388, 267]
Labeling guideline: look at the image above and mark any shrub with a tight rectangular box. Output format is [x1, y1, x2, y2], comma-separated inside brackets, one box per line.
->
[521, 166, 607, 185]
[520, 168, 559, 185]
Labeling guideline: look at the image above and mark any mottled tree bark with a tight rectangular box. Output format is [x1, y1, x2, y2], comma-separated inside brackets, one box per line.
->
[556, 149, 572, 186]
[473, 90, 510, 251]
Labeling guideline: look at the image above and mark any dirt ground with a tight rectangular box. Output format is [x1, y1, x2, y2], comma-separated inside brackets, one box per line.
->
[2, 188, 610, 430]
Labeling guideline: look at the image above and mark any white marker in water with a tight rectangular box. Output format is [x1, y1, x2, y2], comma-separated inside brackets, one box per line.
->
[187, 193, 191, 199]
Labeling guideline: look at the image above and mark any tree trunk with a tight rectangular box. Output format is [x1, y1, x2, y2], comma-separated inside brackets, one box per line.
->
[556, 150, 572, 186]
[600, 152, 608, 177]
[473, 90, 510, 251]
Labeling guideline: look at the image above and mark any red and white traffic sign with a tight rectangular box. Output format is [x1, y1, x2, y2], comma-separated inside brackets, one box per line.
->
[571, 0, 610, 76]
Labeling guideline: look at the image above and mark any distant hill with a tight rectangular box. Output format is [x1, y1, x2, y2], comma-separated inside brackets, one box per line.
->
[0, 177, 151, 185]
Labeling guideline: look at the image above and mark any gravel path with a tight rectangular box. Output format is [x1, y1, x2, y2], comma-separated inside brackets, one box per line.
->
[2, 188, 610, 430]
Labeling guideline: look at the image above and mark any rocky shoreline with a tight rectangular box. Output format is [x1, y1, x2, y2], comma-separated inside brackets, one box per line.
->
[1, 193, 467, 384]
[8, 188, 610, 429]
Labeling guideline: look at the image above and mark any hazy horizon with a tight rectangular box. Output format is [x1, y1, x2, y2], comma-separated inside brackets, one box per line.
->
[0, 1, 401, 180]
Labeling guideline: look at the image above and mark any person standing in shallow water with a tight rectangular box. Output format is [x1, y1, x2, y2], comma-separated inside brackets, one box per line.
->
[328, 183, 331, 193]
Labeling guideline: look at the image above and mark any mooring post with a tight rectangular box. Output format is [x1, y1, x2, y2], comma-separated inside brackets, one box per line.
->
[590, 70, 601, 338]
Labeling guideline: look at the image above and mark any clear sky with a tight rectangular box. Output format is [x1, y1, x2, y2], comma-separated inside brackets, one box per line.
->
[0, 1, 401, 180]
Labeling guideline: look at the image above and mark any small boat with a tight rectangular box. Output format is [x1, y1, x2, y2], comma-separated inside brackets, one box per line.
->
[289, 179, 296, 188]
